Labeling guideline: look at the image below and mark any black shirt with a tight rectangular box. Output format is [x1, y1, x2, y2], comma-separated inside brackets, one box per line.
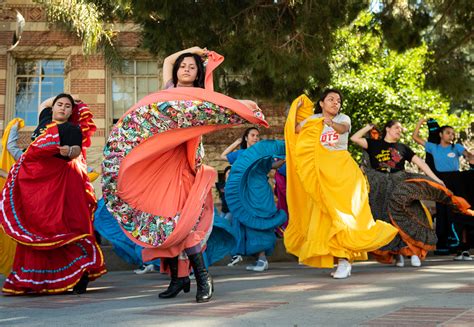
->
[54, 122, 82, 160]
[31, 108, 53, 141]
[57, 122, 82, 147]
[366, 139, 415, 173]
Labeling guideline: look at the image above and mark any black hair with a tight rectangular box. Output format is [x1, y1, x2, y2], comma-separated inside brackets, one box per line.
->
[52, 93, 75, 107]
[438, 125, 456, 149]
[240, 127, 259, 149]
[314, 88, 343, 114]
[31, 93, 75, 140]
[382, 120, 401, 139]
[224, 165, 231, 175]
[172, 53, 205, 88]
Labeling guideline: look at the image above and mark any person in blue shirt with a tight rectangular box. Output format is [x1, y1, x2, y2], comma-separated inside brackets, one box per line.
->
[413, 118, 474, 261]
[413, 119, 473, 172]
[220, 127, 260, 164]
[219, 127, 260, 267]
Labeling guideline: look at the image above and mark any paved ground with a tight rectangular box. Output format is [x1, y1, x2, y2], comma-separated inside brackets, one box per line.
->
[0, 256, 473, 327]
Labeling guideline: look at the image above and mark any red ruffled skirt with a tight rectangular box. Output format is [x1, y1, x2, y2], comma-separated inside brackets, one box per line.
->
[1, 124, 106, 294]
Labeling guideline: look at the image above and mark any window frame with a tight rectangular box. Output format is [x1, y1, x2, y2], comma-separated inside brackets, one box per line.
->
[109, 59, 160, 125]
[5, 55, 67, 131]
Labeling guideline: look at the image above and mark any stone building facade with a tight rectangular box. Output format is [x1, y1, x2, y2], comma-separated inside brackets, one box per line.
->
[0, 0, 287, 196]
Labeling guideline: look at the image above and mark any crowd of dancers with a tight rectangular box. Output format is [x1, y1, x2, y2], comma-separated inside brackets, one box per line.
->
[0, 47, 472, 303]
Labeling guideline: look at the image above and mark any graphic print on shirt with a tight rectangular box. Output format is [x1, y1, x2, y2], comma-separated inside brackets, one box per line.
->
[447, 152, 456, 158]
[320, 129, 339, 148]
[375, 147, 402, 171]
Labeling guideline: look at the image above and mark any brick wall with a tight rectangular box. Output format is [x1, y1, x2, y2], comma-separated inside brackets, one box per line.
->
[70, 55, 105, 70]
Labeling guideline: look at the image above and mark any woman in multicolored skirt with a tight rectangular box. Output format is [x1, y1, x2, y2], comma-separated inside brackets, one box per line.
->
[351, 120, 472, 267]
[102, 48, 268, 303]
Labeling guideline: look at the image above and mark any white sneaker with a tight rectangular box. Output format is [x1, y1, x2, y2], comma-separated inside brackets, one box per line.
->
[454, 251, 473, 261]
[395, 255, 405, 267]
[410, 255, 421, 267]
[246, 259, 268, 272]
[227, 255, 243, 267]
[333, 259, 351, 279]
[133, 264, 155, 275]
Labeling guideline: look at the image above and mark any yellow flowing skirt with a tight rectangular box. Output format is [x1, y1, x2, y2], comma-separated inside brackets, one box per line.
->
[0, 118, 24, 275]
[284, 95, 397, 268]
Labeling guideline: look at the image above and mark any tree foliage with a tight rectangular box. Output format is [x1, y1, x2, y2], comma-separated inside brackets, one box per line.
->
[323, 12, 473, 158]
[35, 0, 114, 53]
[375, 0, 473, 111]
[35, 0, 472, 108]
[133, 0, 369, 100]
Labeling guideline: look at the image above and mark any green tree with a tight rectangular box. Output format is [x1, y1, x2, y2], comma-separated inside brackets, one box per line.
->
[35, 0, 369, 99]
[323, 12, 472, 158]
[35, 0, 472, 107]
[375, 0, 473, 111]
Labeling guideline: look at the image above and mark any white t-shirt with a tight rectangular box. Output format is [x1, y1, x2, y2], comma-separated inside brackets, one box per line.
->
[300, 113, 351, 150]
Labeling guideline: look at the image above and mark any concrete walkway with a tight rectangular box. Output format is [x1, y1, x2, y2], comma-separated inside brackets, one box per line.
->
[0, 256, 473, 327]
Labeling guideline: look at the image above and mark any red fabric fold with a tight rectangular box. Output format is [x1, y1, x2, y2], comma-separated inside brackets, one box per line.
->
[0, 123, 105, 294]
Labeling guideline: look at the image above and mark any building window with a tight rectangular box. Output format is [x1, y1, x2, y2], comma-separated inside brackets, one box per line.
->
[15, 60, 65, 126]
[112, 60, 159, 122]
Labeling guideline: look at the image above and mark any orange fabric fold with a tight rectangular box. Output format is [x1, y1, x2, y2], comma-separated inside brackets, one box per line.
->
[405, 178, 472, 215]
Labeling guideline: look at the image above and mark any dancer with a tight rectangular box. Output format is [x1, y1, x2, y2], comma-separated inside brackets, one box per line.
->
[351, 120, 472, 267]
[284, 90, 398, 279]
[0, 118, 24, 276]
[225, 140, 287, 272]
[0, 93, 105, 294]
[102, 48, 268, 302]
[413, 119, 474, 260]
[220, 127, 260, 266]
[220, 127, 260, 164]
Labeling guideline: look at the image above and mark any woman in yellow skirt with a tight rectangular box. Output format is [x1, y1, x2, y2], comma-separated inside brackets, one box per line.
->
[0, 118, 24, 276]
[284, 89, 397, 278]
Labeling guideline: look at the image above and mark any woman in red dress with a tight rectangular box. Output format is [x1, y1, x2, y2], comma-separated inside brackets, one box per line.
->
[0, 93, 106, 294]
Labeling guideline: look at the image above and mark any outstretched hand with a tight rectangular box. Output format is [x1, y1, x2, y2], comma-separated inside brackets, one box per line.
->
[58, 145, 70, 157]
[417, 118, 428, 125]
[189, 46, 208, 57]
[238, 100, 262, 112]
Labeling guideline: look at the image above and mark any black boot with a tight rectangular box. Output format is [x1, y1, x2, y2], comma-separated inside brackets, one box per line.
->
[189, 252, 213, 303]
[158, 256, 191, 299]
[72, 272, 89, 294]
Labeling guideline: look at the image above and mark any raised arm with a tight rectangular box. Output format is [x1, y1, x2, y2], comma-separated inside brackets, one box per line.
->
[463, 149, 474, 164]
[162, 46, 207, 86]
[220, 138, 242, 161]
[411, 155, 444, 185]
[294, 98, 304, 134]
[39, 94, 79, 110]
[350, 124, 373, 149]
[412, 118, 427, 146]
[39, 97, 55, 110]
